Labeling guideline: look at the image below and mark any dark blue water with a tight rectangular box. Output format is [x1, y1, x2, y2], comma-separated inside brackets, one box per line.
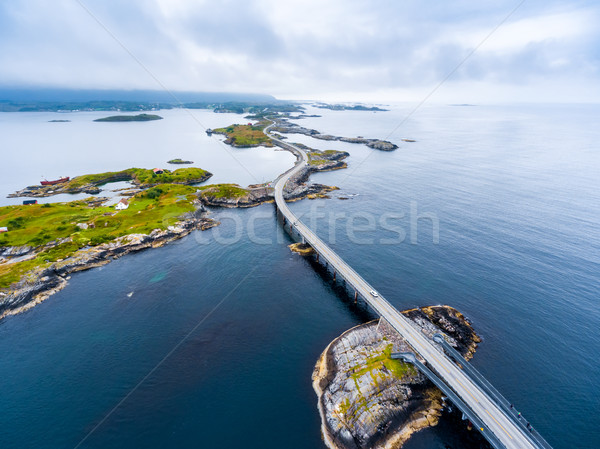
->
[1, 104, 598, 448]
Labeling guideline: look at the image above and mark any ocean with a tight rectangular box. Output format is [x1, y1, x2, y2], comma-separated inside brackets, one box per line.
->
[0, 103, 598, 448]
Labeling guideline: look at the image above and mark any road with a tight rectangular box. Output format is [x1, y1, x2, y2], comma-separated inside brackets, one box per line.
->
[265, 121, 543, 449]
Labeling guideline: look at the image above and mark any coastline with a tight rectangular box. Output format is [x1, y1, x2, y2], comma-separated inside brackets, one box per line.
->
[0, 111, 386, 321]
[0, 216, 218, 321]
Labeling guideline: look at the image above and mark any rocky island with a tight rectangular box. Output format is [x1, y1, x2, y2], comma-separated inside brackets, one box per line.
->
[313, 305, 481, 449]
[168, 158, 194, 165]
[272, 118, 398, 151]
[94, 113, 163, 122]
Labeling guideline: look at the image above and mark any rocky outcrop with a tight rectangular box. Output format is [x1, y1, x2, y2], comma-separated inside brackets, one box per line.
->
[288, 242, 315, 255]
[271, 119, 398, 151]
[0, 217, 219, 321]
[313, 305, 480, 449]
[199, 186, 273, 208]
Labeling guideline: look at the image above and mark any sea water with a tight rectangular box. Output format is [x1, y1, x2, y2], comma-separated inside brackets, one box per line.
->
[0, 103, 598, 449]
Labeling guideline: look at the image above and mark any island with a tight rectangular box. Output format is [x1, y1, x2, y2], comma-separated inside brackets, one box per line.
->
[167, 158, 194, 165]
[313, 305, 483, 449]
[314, 103, 389, 112]
[93, 113, 163, 122]
[48, 119, 70, 122]
[212, 123, 273, 147]
[9, 167, 213, 198]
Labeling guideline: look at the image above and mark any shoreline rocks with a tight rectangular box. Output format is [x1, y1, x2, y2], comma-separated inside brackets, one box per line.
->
[271, 119, 398, 151]
[0, 216, 219, 321]
[313, 305, 480, 449]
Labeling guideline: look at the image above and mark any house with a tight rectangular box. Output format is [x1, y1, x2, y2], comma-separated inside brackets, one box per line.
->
[153, 168, 164, 174]
[115, 198, 129, 210]
[0, 227, 7, 233]
[23, 200, 38, 205]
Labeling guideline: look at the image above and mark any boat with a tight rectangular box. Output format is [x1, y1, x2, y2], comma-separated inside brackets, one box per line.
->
[41, 176, 69, 186]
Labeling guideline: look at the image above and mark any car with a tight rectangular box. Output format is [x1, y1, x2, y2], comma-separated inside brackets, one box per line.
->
[370, 290, 379, 297]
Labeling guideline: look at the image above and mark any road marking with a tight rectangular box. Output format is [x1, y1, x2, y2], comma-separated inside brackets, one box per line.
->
[454, 378, 480, 403]
[484, 408, 513, 439]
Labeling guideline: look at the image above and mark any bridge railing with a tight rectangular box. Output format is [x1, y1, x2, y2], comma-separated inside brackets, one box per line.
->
[392, 352, 505, 449]
[433, 334, 553, 449]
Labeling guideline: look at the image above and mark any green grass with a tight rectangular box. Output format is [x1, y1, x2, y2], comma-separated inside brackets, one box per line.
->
[0, 184, 200, 289]
[64, 167, 211, 189]
[212, 123, 272, 147]
[198, 184, 249, 199]
[350, 344, 415, 384]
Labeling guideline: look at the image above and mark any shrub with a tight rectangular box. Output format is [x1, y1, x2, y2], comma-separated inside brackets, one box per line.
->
[145, 187, 164, 199]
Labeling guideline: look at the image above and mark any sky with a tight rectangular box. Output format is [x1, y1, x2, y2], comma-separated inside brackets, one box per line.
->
[0, 0, 599, 103]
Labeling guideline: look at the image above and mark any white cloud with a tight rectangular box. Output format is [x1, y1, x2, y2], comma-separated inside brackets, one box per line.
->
[0, 0, 598, 102]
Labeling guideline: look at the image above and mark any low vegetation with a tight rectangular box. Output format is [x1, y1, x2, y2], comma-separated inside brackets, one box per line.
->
[350, 344, 416, 384]
[65, 167, 211, 189]
[93, 113, 163, 122]
[0, 185, 199, 289]
[197, 183, 249, 199]
[212, 123, 273, 147]
[167, 158, 193, 164]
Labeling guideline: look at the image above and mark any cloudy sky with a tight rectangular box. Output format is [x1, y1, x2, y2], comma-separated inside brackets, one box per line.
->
[1, 0, 598, 102]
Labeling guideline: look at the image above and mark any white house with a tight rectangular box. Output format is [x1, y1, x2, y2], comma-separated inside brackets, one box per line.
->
[115, 198, 129, 210]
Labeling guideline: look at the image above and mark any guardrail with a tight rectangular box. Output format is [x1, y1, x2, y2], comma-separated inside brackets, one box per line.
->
[392, 352, 505, 449]
[432, 334, 553, 449]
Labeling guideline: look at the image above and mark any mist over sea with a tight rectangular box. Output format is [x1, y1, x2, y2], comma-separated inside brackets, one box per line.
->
[0, 103, 598, 449]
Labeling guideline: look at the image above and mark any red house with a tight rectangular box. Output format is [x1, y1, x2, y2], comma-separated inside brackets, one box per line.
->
[153, 168, 164, 174]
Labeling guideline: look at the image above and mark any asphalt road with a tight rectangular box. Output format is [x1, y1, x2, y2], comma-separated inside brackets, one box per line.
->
[265, 121, 542, 449]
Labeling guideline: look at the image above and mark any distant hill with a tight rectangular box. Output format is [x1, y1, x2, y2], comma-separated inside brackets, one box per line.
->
[0, 88, 277, 103]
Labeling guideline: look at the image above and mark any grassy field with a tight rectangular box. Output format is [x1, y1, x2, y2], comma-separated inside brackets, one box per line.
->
[0, 184, 200, 289]
[212, 123, 273, 147]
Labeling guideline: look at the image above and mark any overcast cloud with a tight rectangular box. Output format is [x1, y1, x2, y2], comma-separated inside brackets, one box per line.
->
[0, 0, 598, 102]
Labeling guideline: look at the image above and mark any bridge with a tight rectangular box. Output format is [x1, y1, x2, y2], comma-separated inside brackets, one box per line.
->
[265, 121, 552, 449]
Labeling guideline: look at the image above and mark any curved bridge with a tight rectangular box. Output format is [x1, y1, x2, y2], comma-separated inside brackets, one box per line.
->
[266, 122, 552, 449]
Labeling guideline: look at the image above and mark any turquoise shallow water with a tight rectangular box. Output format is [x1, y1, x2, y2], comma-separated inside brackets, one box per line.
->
[0, 104, 598, 448]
